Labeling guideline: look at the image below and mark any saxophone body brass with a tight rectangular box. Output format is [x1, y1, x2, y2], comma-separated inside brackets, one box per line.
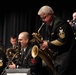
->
[31, 45, 56, 72]
[31, 23, 56, 72]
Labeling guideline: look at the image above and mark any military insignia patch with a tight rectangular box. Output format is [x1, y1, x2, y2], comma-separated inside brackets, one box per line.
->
[58, 27, 65, 39]
[31, 58, 37, 64]
[51, 32, 54, 35]
[0, 58, 3, 67]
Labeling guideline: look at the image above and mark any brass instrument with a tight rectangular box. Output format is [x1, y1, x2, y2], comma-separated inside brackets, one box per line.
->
[1, 50, 19, 75]
[31, 23, 56, 72]
[1, 43, 21, 75]
[6, 42, 21, 61]
[31, 45, 55, 72]
[30, 23, 44, 44]
[6, 47, 19, 60]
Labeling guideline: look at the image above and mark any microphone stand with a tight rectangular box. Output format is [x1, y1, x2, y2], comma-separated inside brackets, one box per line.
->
[16, 42, 21, 68]
[17, 42, 21, 57]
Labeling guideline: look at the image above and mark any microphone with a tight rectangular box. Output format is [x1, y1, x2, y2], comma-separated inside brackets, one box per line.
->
[38, 22, 45, 33]
[17, 42, 21, 56]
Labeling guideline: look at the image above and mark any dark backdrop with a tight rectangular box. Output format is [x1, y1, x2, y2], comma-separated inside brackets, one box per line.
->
[0, 0, 76, 49]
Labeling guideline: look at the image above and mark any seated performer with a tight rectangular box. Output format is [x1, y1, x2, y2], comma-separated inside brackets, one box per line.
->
[8, 32, 43, 75]
[0, 48, 7, 75]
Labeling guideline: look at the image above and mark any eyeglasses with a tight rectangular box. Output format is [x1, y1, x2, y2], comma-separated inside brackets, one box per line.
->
[40, 14, 51, 20]
[41, 15, 48, 20]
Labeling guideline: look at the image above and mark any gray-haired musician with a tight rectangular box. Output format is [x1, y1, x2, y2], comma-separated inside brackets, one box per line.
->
[37, 5, 76, 75]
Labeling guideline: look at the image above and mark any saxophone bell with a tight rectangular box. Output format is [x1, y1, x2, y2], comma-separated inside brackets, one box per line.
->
[31, 45, 39, 58]
[31, 45, 56, 72]
[31, 22, 56, 72]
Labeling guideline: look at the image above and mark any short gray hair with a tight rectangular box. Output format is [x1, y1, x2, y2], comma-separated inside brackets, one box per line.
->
[38, 5, 54, 15]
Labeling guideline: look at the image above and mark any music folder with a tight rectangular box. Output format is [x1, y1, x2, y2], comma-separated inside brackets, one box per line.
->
[5, 68, 31, 75]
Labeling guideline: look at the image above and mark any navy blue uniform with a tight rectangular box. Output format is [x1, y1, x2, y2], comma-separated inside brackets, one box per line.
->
[40, 16, 75, 75]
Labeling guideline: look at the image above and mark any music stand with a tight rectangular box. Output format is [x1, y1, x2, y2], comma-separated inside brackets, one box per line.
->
[5, 68, 31, 75]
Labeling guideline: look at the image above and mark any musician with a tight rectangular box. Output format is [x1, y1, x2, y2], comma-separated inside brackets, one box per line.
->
[6, 35, 18, 63]
[0, 40, 6, 53]
[8, 32, 42, 75]
[0, 48, 7, 75]
[68, 12, 76, 38]
[37, 5, 76, 75]
[9, 35, 18, 48]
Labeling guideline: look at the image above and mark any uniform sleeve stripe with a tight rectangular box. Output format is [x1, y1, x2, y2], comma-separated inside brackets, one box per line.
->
[51, 40, 64, 46]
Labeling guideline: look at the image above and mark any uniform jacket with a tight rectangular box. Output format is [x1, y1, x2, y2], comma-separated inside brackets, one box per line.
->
[0, 50, 7, 75]
[40, 16, 75, 75]
[40, 16, 75, 55]
[16, 43, 42, 74]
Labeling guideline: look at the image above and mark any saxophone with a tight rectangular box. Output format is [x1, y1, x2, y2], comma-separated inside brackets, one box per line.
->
[6, 47, 19, 61]
[1, 43, 21, 75]
[31, 23, 56, 72]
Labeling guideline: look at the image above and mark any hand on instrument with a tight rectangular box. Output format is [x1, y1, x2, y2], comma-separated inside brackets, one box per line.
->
[40, 41, 48, 50]
[8, 62, 16, 69]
